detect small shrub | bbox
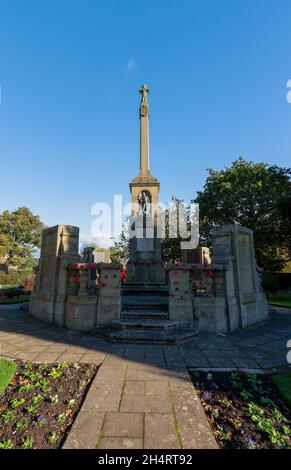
[0,439,13,449]
[21,437,33,449]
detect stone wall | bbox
[29,225,79,325]
[30,223,268,336]
[212,225,268,329]
[96,264,122,327]
[30,232,122,333]
[168,265,195,326]
[192,224,268,333]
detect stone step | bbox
[95,327,198,345]
[122,295,169,305]
[122,282,167,288]
[121,310,168,320]
[122,304,168,312]
[121,283,169,297]
[112,319,177,331]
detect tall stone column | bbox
[126,85,164,283]
[139,84,150,176]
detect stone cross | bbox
[139,84,149,103]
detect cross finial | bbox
[139,84,149,103]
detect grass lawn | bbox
[272,369,291,408]
[0,359,16,394]
[0,294,30,305]
[268,300,291,308]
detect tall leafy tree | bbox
[0,207,45,270]
[161,196,191,262]
[194,158,291,271]
[110,223,130,265]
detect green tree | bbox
[110,224,129,265]
[194,158,291,271]
[0,207,45,271]
[161,196,191,263]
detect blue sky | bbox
[1,0,291,246]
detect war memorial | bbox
[29,86,268,343]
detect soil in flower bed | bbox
[0,360,98,449]
[191,370,291,449]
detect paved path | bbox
[63,354,217,449]
[0,304,290,448]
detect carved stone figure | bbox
[137,190,151,214]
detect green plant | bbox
[282,425,291,436]
[219,398,231,408]
[40,381,51,393]
[18,383,34,394]
[15,419,28,431]
[48,367,62,380]
[57,362,68,370]
[240,389,253,400]
[48,432,59,445]
[0,439,13,449]
[248,401,264,417]
[1,410,14,424]
[32,394,44,404]
[23,370,42,381]
[211,408,220,419]
[79,380,87,390]
[21,436,33,449]
[247,374,263,393]
[26,404,39,414]
[250,410,287,448]
[9,397,25,409]
[260,396,276,407]
[230,371,242,390]
[57,413,67,424]
[273,407,288,424]
[67,399,75,408]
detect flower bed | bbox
[191,370,291,449]
[0,361,98,449]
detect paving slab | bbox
[56,352,85,363]
[144,413,180,449]
[146,380,169,396]
[34,352,61,363]
[81,365,126,412]
[123,380,145,395]
[103,412,143,438]
[98,437,143,449]
[63,411,105,449]
[120,394,173,413]
[170,380,218,449]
